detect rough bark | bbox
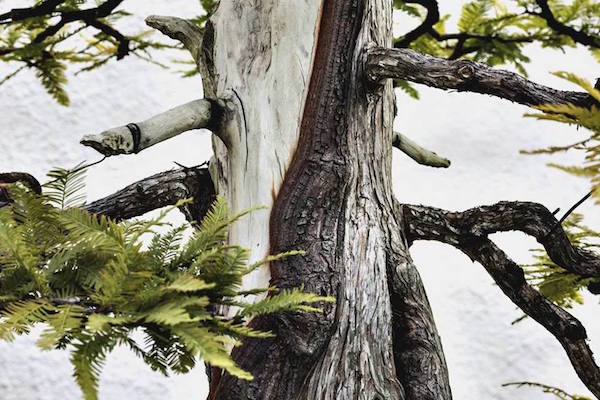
[85,166,214,222]
[366,47,597,108]
[401,202,600,398]
[208,1,450,399]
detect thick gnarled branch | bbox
[81,99,224,156]
[405,201,600,278]
[86,165,215,222]
[367,47,596,108]
[400,202,600,398]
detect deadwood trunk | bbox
[200,1,450,399]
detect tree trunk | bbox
[200,1,450,398]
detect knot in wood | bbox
[456,62,475,80]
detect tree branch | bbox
[81,99,225,156]
[400,202,600,398]
[393,132,450,168]
[145,15,204,64]
[86,19,130,60]
[366,47,596,108]
[85,165,215,222]
[32,0,125,44]
[394,0,440,48]
[402,201,600,278]
[0,0,64,22]
[0,173,42,195]
[532,0,600,49]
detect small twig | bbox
[42,157,107,188]
[543,190,594,239]
[558,191,593,226]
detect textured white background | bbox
[0,1,599,399]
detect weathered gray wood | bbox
[366,47,596,107]
[80,99,219,155]
[393,132,450,168]
[145,15,204,64]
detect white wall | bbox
[0,1,598,399]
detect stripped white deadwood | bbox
[393,132,450,168]
[80,99,220,156]
[145,15,203,64]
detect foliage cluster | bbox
[524,72,600,203]
[0,0,217,105]
[393,0,600,98]
[0,167,331,400]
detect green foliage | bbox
[522,213,599,309]
[0,168,333,400]
[523,72,600,203]
[0,0,217,105]
[394,0,600,80]
[503,381,593,399]
[395,79,420,99]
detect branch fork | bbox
[400,201,600,397]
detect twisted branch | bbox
[400,201,600,397]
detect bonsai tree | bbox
[1,0,599,399]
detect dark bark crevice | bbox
[386,208,452,399]
[211,1,367,398]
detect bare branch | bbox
[393,132,450,168]
[366,47,596,108]
[416,201,600,278]
[85,165,215,222]
[400,202,600,397]
[145,15,203,64]
[394,0,440,48]
[81,99,225,156]
[532,0,600,49]
[0,0,64,22]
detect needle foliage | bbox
[0,167,332,400]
